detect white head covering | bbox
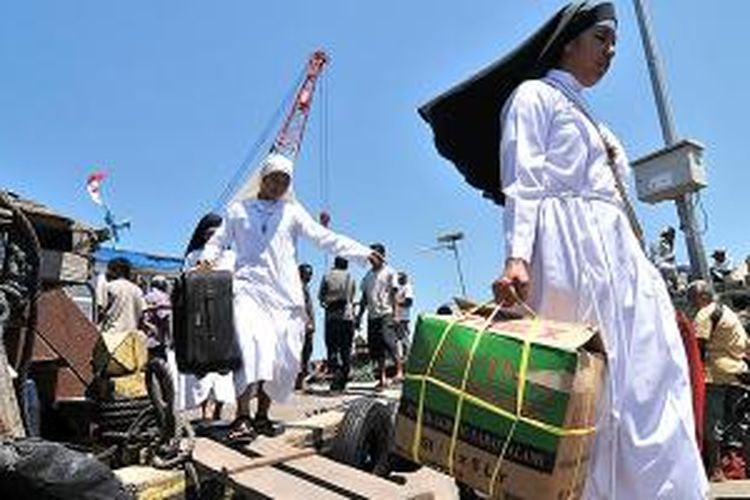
[596,19,617,31]
[230,152,296,204]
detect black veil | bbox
[418,1,616,205]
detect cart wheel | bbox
[330,397,393,477]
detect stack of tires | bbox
[96,396,153,434]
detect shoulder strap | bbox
[710,303,724,335]
[543,79,646,248]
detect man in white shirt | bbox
[357,243,401,389]
[393,271,414,361]
[100,257,146,335]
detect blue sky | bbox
[2,1,748,354]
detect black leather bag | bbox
[172,270,241,376]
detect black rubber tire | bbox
[98,405,151,420]
[98,397,152,413]
[330,397,393,477]
[97,396,155,434]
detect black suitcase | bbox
[172,270,241,376]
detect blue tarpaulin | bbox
[94,247,182,273]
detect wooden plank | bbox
[281,409,346,449]
[280,454,434,500]
[230,464,350,499]
[193,437,315,475]
[192,430,436,499]
[710,480,750,499]
[192,437,348,499]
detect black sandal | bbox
[226,415,256,444]
[253,416,280,437]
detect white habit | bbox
[501,69,707,499]
[204,199,371,402]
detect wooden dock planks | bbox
[192,435,434,499]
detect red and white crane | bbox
[272,50,328,160]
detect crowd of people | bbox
[651,225,750,293]
[94,154,416,443]
[646,229,750,482]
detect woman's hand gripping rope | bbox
[492,257,531,308]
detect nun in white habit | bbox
[420,2,707,498]
[179,213,237,420]
[202,153,376,438]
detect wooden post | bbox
[0,295,25,438]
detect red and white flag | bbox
[86,170,107,206]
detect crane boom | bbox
[216,49,329,210]
[272,50,328,160]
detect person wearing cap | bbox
[420,1,706,497]
[710,248,733,285]
[202,153,379,440]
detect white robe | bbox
[204,199,371,402]
[501,69,707,499]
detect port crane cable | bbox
[213,68,306,211]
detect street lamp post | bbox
[632,0,711,285]
[434,232,468,298]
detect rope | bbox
[408,298,597,496]
[487,319,543,497]
[214,67,306,211]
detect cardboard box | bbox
[394,313,606,499]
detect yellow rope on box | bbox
[487,318,543,497]
[408,299,597,497]
[446,306,500,474]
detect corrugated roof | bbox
[0,189,96,233]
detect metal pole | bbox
[450,242,468,298]
[632,0,711,284]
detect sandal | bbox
[253,416,280,437]
[226,415,256,444]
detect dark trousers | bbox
[704,383,745,474]
[325,317,354,389]
[367,315,399,364]
[300,328,314,376]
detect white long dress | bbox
[501,69,708,499]
[204,199,371,402]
